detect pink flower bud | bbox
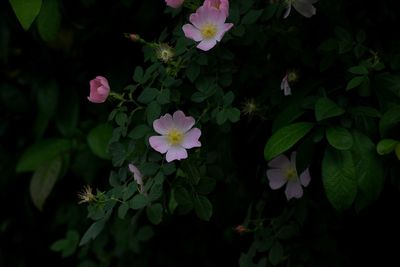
[234,225,249,234]
[88,76,110,103]
[165,0,184,8]
[125,33,140,42]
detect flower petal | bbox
[215,23,233,42]
[283,4,291,19]
[268,154,291,169]
[149,136,170,154]
[128,164,143,185]
[300,168,311,187]
[267,169,287,189]
[182,24,203,42]
[166,146,188,162]
[197,39,217,51]
[173,110,195,133]
[181,128,201,149]
[293,1,316,18]
[285,181,303,200]
[153,113,173,135]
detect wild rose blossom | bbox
[203,0,229,17]
[182,5,233,51]
[88,76,110,103]
[128,163,144,192]
[266,152,311,200]
[149,111,201,162]
[165,0,184,8]
[283,0,317,19]
[280,74,291,96]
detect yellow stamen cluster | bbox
[77,185,96,204]
[201,24,218,39]
[167,129,184,145]
[285,167,297,182]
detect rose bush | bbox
[3,0,400,266]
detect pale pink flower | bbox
[266,152,311,200]
[128,164,143,187]
[149,111,201,162]
[283,0,317,19]
[182,5,233,51]
[203,0,229,17]
[88,76,110,103]
[165,0,184,8]
[280,74,291,96]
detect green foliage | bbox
[322,147,357,211]
[37,0,60,42]
[16,139,71,172]
[30,156,62,210]
[9,0,42,30]
[87,123,113,159]
[264,122,314,161]
[4,0,400,266]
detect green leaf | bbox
[138,87,159,104]
[174,185,192,207]
[216,109,227,125]
[9,0,42,30]
[146,101,161,125]
[269,242,284,266]
[50,230,79,258]
[264,122,314,161]
[16,138,71,172]
[146,203,163,225]
[128,124,151,140]
[395,144,400,160]
[149,184,163,201]
[379,105,400,137]
[79,219,107,246]
[37,80,59,117]
[30,156,62,210]
[133,66,143,83]
[186,63,200,82]
[322,148,357,211]
[352,132,384,212]
[326,126,354,150]
[157,89,170,104]
[87,123,112,159]
[227,107,241,123]
[193,195,212,221]
[376,139,398,155]
[223,91,234,107]
[315,97,345,121]
[196,177,216,195]
[117,202,129,219]
[37,0,60,42]
[346,76,365,90]
[129,194,148,210]
[241,9,263,25]
[348,66,368,75]
[136,226,154,242]
[349,106,381,118]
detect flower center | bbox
[285,167,297,182]
[201,23,218,39]
[167,129,184,145]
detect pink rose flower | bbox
[284,0,317,19]
[128,163,144,193]
[182,5,233,51]
[203,0,229,17]
[149,111,201,162]
[88,76,110,103]
[266,152,311,200]
[165,0,184,8]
